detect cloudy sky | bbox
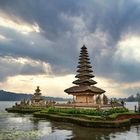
[0,0,140,98]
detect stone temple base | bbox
[54,103,122,109]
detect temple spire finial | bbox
[81,45,87,49]
[35,86,41,93]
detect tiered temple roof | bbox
[65,45,105,95]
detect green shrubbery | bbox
[42,107,129,116]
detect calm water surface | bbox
[0,101,140,140]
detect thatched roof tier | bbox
[79,56,89,59]
[77,64,92,68]
[80,52,89,56]
[73,79,97,85]
[80,53,88,56]
[75,73,95,78]
[65,86,105,95]
[79,57,90,60]
[78,60,90,64]
[80,52,88,55]
[77,68,93,73]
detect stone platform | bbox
[54,103,122,109]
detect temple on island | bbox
[65,45,107,105]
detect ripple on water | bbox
[0,112,73,140]
[109,125,140,140]
[0,130,41,140]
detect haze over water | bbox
[0,101,140,140]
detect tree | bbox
[136,92,140,101]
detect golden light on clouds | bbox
[0,56,52,72]
[0,13,40,34]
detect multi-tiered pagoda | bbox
[65,45,105,104]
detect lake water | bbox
[0,101,140,140]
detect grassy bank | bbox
[33,107,140,128]
[41,107,129,116]
[6,106,129,116]
[5,107,45,113]
[33,111,131,128]
[32,107,132,128]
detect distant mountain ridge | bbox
[0,90,71,101]
[118,93,140,102]
[0,90,139,102]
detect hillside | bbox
[0,90,71,101]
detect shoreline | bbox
[5,107,45,113]
[5,107,140,128]
[33,111,140,128]
[33,112,131,128]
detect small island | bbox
[6,45,140,128]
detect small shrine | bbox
[31,86,44,103]
[30,86,47,107]
[14,86,47,108]
[65,45,107,105]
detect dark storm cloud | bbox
[112,58,140,83]
[0,0,140,83]
[0,0,80,40]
